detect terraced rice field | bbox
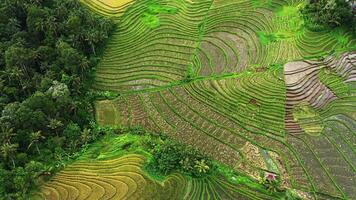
[32,154,188,199]
[37,0,356,199]
[91,0,355,91]
[32,135,284,200]
[81,0,136,17]
[95,53,356,199]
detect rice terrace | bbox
[0,0,355,199]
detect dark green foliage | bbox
[129,126,146,135]
[301,0,355,34]
[0,0,114,198]
[0,161,47,199]
[146,140,215,177]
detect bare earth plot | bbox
[35,0,356,199]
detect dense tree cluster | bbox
[301,0,356,33]
[145,140,214,178]
[0,0,114,198]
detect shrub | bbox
[128,126,146,135]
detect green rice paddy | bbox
[34,0,356,199]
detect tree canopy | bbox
[301,0,356,34]
[0,0,114,198]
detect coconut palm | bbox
[45,15,58,35]
[79,58,89,74]
[85,30,100,55]
[194,159,210,174]
[47,119,63,136]
[0,125,15,143]
[0,142,19,168]
[80,128,91,145]
[28,131,45,154]
[1,68,24,87]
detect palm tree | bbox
[45,16,58,36]
[28,131,45,154]
[47,119,63,136]
[7,18,20,34]
[78,58,89,79]
[85,29,105,55]
[0,142,19,168]
[5,67,31,96]
[33,16,46,33]
[2,68,24,86]
[0,125,15,143]
[194,159,210,174]
[80,128,91,146]
[85,31,98,55]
